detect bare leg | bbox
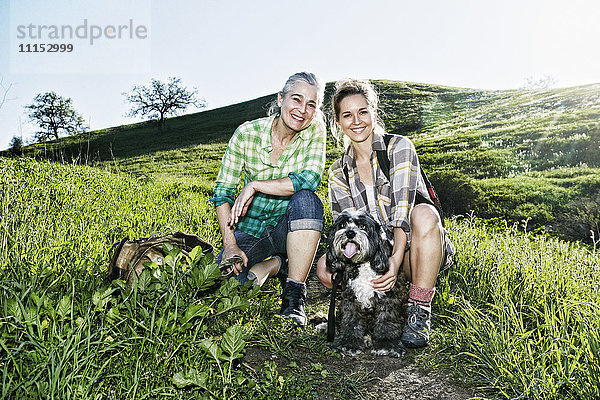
[315,254,331,288]
[405,204,444,289]
[248,257,281,286]
[287,229,321,282]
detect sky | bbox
[1,0,600,150]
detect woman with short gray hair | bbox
[210,72,326,327]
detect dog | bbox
[326,210,407,357]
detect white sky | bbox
[1,0,599,150]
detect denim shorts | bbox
[216,189,324,283]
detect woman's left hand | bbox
[229,183,256,226]
[372,256,401,292]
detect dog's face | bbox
[330,210,380,263]
[326,210,390,275]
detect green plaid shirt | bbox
[210,114,326,237]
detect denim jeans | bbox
[216,189,324,283]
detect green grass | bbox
[3,79,600,398]
[2,156,600,399]
[426,216,600,399]
[0,157,349,399]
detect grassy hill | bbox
[13,80,600,242]
[3,80,600,399]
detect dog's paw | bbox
[331,344,363,357]
[331,338,364,357]
[372,340,406,358]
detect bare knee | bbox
[316,254,332,289]
[410,204,442,240]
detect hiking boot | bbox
[280,280,307,327]
[401,304,431,348]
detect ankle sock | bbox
[408,283,435,313]
[286,278,305,286]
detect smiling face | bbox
[277,81,318,133]
[336,94,376,144]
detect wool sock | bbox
[408,283,435,313]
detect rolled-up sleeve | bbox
[289,170,321,192]
[289,120,326,192]
[209,128,245,207]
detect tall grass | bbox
[0,157,221,275]
[0,158,340,399]
[428,216,600,399]
[3,156,600,399]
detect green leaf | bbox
[217,277,241,297]
[188,260,220,291]
[106,306,121,325]
[142,261,160,270]
[30,292,42,307]
[92,287,114,312]
[215,295,249,315]
[172,369,208,389]
[7,299,22,322]
[162,243,176,254]
[137,268,152,292]
[220,325,245,361]
[57,295,72,320]
[182,303,210,324]
[200,338,221,363]
[197,251,214,268]
[111,279,129,291]
[164,254,176,269]
[187,246,203,266]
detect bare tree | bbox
[0,76,15,110]
[123,77,206,133]
[521,75,558,90]
[26,92,87,142]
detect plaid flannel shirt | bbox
[210,114,326,238]
[328,132,432,243]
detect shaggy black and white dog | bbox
[326,210,406,357]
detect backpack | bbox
[107,231,214,285]
[377,134,444,224]
[343,133,444,225]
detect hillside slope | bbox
[13,80,600,242]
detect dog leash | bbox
[327,271,344,342]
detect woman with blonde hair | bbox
[316,78,454,347]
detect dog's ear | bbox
[369,217,392,274]
[326,235,345,274]
[326,218,345,274]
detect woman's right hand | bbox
[221,245,248,276]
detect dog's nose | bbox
[346,230,356,239]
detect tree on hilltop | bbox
[8,136,23,156]
[26,92,87,142]
[123,77,206,133]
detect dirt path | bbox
[244,273,478,399]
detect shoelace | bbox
[407,305,430,331]
[285,285,306,308]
